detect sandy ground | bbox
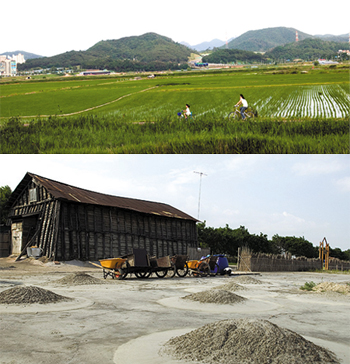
[0,257,349,364]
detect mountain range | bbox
[224,27,348,52]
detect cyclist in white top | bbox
[235,94,248,120]
[183,104,191,119]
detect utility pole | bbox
[194,171,207,219]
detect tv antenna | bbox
[194,171,207,219]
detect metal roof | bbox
[9,173,198,222]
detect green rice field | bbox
[0,66,349,153]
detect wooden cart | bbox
[91,248,178,280]
[171,254,189,277]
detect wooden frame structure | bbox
[319,237,330,270]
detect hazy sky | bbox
[1,154,349,251]
[1,0,349,56]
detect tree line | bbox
[197,221,350,262]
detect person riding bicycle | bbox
[235,94,248,120]
[183,104,191,119]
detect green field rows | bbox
[1,69,349,119]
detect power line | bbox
[194,171,207,220]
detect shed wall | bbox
[56,201,197,260]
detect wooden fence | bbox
[238,247,322,272]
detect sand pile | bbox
[234,276,263,284]
[313,282,350,294]
[56,272,104,285]
[161,319,339,364]
[182,289,246,305]
[214,281,246,291]
[0,286,72,305]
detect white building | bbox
[11,53,25,64]
[0,56,17,76]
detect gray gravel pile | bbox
[0,285,72,305]
[161,318,339,364]
[182,289,246,305]
[56,272,104,285]
[213,281,247,291]
[234,276,263,284]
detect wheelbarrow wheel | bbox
[116,261,129,280]
[176,262,189,277]
[197,262,210,277]
[202,266,210,277]
[103,269,109,279]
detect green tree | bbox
[343,249,350,261]
[197,223,276,257]
[0,185,12,224]
[271,235,317,258]
[329,247,346,260]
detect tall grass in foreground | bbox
[1,115,349,154]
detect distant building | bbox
[338,49,350,56]
[11,53,25,64]
[0,56,16,76]
[79,69,111,76]
[318,59,338,65]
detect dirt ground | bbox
[0,256,349,364]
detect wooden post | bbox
[237,247,241,270]
[325,243,329,270]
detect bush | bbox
[300,281,316,291]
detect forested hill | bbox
[87,33,191,62]
[265,38,349,60]
[202,38,349,63]
[225,27,311,52]
[19,33,192,70]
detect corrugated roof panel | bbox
[23,173,198,221]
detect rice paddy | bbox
[0,65,349,153]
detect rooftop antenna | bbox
[194,171,207,219]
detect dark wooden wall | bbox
[56,202,197,261]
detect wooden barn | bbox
[6,173,198,261]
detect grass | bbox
[300,281,317,291]
[1,115,348,154]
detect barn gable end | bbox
[7,173,198,261]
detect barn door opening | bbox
[11,215,39,255]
